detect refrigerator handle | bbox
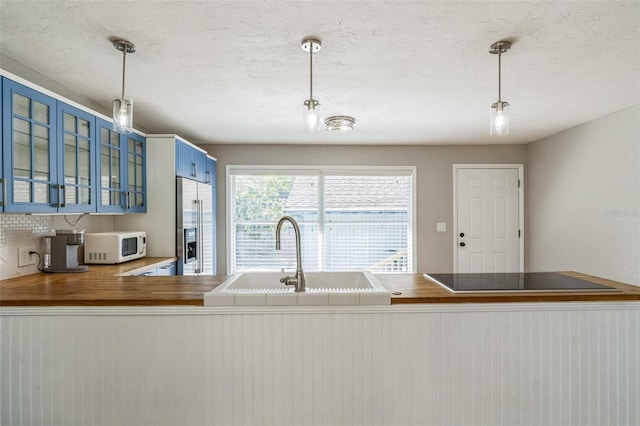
[200,199,205,273]
[202,199,207,274]
[195,199,203,274]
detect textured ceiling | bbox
[1,1,639,145]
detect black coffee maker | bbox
[43,230,89,273]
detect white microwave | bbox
[84,231,146,264]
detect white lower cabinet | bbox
[135,269,156,276]
[156,262,176,276]
[135,262,176,276]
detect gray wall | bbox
[201,144,526,275]
[526,105,640,285]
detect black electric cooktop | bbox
[424,272,618,293]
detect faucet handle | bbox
[279,270,297,288]
[279,268,288,284]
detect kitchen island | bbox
[2,266,639,425]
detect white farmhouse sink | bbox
[204,271,391,306]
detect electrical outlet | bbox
[18,246,36,267]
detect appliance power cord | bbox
[30,251,44,272]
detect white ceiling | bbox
[1,1,639,145]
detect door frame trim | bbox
[453,164,525,273]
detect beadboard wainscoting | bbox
[1,303,639,426]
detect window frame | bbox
[226,165,417,274]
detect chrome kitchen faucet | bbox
[275,216,305,292]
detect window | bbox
[228,167,414,273]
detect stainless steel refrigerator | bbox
[176,177,215,275]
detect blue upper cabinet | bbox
[96,117,146,213]
[176,138,207,183]
[1,76,146,214]
[96,118,125,213]
[1,78,100,213]
[194,148,207,183]
[205,155,216,187]
[175,139,193,178]
[124,132,146,212]
[56,101,97,213]
[2,78,58,213]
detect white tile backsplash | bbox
[0,214,115,280]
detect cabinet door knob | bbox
[459,232,465,238]
[459,242,466,247]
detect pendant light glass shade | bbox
[490,101,509,136]
[489,40,511,137]
[113,98,133,133]
[112,39,136,134]
[303,99,320,132]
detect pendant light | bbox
[112,39,136,134]
[301,37,321,132]
[489,40,511,136]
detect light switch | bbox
[436,222,446,232]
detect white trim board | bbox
[2,302,638,317]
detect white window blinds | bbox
[229,167,414,273]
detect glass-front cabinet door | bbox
[96,118,124,212]
[125,132,146,212]
[96,118,146,213]
[57,102,96,213]
[2,79,57,213]
[1,78,144,214]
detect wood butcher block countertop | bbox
[1,260,639,306]
[0,258,226,306]
[379,272,640,304]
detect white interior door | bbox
[454,166,523,273]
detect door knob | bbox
[459,232,465,238]
[459,242,466,247]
